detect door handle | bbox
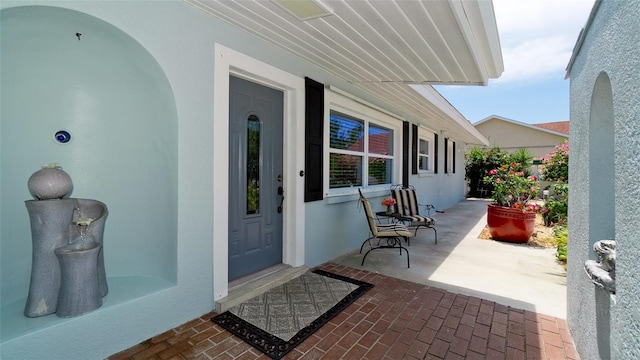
[277,186,284,213]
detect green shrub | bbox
[464,146,509,197]
[464,146,535,198]
[542,183,568,226]
[554,225,568,264]
[508,148,534,177]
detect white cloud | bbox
[491,0,595,85]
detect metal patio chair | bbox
[358,189,412,268]
[390,185,438,244]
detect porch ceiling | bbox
[186,0,503,146]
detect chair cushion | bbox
[391,189,420,217]
[377,227,413,237]
[391,188,436,226]
[399,215,435,226]
[377,223,409,231]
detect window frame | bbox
[417,128,435,174]
[445,138,455,174]
[326,91,403,196]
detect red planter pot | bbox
[486,204,536,243]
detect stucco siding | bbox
[567,1,640,359]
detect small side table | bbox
[375,211,402,223]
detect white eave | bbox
[186,0,503,145]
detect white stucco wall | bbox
[567,1,640,359]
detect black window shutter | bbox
[304,77,324,202]
[452,141,456,174]
[434,133,439,174]
[410,121,418,181]
[444,138,449,174]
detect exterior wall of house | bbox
[410,142,467,212]
[567,1,640,359]
[475,118,568,160]
[0,1,474,358]
[305,138,466,267]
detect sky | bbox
[432,0,595,125]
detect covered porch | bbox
[1,1,506,358]
[109,199,575,359]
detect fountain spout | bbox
[584,239,616,294]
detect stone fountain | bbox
[24,164,108,317]
[584,239,616,294]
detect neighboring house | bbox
[0,1,502,358]
[474,115,569,161]
[565,1,640,359]
[474,115,569,178]
[533,121,570,135]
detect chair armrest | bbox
[420,204,435,216]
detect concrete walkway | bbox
[332,198,568,319]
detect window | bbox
[418,130,435,173]
[329,112,364,188]
[326,90,402,195]
[246,115,260,214]
[328,110,397,191]
[368,123,394,185]
[445,138,455,174]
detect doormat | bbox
[211,269,374,359]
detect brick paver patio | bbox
[108,263,579,360]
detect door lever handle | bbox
[277,186,284,213]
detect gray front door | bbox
[228,76,284,281]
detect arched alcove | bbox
[588,72,615,251]
[588,71,615,360]
[1,5,178,338]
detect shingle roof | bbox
[532,121,570,135]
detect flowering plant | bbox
[541,141,569,182]
[484,163,540,213]
[381,197,396,208]
[382,197,396,214]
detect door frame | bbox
[213,44,305,301]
